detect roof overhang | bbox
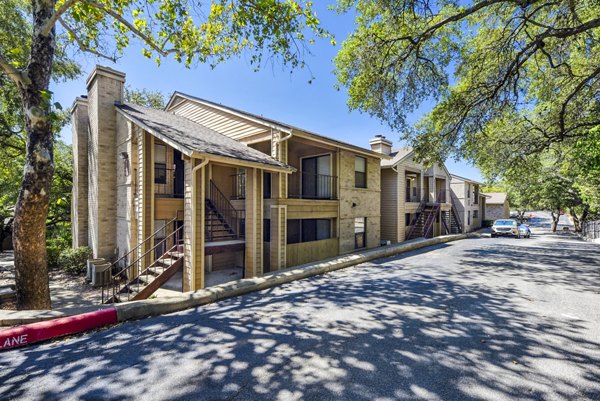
[166,92,292,134]
[116,107,294,174]
[167,92,390,160]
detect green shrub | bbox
[46,236,71,269]
[58,246,92,275]
[47,245,62,269]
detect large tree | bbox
[335,0,600,165]
[0,0,328,309]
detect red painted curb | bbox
[0,307,118,351]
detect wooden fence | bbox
[582,220,600,240]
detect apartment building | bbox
[72,66,385,302]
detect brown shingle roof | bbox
[116,103,291,171]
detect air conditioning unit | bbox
[91,263,111,287]
[86,258,106,282]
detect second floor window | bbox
[154,144,167,184]
[355,156,367,188]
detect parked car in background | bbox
[518,224,532,238]
[491,219,519,238]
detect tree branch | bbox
[87,1,178,57]
[40,0,80,36]
[558,66,600,133]
[0,52,30,87]
[58,17,117,62]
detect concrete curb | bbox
[0,308,118,351]
[0,233,473,348]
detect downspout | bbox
[191,158,208,290]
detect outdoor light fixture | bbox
[120,152,130,176]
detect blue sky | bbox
[51,3,483,182]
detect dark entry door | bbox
[174,149,184,198]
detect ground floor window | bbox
[473,210,479,219]
[355,217,366,249]
[287,219,332,244]
[405,213,412,227]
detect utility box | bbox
[91,262,111,287]
[86,258,106,282]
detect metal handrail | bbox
[155,166,184,198]
[450,191,464,232]
[288,172,338,200]
[230,172,246,200]
[131,224,184,302]
[101,211,182,303]
[208,180,239,239]
[406,197,427,240]
[103,224,183,303]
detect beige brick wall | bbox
[338,150,381,253]
[71,98,89,248]
[86,66,125,259]
[115,114,134,263]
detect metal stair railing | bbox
[421,190,446,238]
[129,224,184,301]
[449,191,464,233]
[207,180,240,241]
[405,196,428,240]
[101,211,183,303]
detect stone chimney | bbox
[369,135,392,155]
[85,65,126,259]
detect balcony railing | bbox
[405,189,421,203]
[154,166,183,198]
[424,189,447,203]
[289,173,338,200]
[230,172,246,200]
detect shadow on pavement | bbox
[1,234,599,401]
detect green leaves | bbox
[55,1,330,70]
[336,0,600,166]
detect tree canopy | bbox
[335,0,600,165]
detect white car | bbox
[491,219,519,238]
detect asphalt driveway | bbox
[1,217,599,400]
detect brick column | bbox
[86,66,125,259]
[71,97,89,248]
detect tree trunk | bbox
[550,210,560,232]
[13,0,56,310]
[570,205,589,233]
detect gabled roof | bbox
[450,174,483,185]
[381,148,452,178]
[381,148,413,168]
[166,92,389,159]
[116,103,292,172]
[482,192,508,204]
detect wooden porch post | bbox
[244,167,263,277]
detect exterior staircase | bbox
[102,213,184,304]
[406,191,446,240]
[205,200,237,241]
[406,205,440,240]
[205,180,242,241]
